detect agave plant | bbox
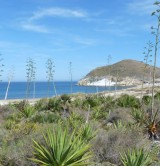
[130,108,147,125]
[147,109,160,140]
[30,124,93,165]
[19,105,35,118]
[120,148,152,166]
[131,108,160,140]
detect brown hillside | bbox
[85,59,160,79]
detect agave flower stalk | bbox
[150,2,160,120]
[141,41,153,102]
[69,61,73,94]
[5,68,14,100]
[46,58,57,97]
[26,58,36,99]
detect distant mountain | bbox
[78,59,160,86]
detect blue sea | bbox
[0,81,126,100]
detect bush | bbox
[34,98,49,111]
[91,107,110,120]
[92,127,146,165]
[142,95,152,105]
[116,94,140,108]
[13,100,29,112]
[60,94,71,103]
[154,92,160,100]
[30,124,93,165]
[82,95,102,109]
[30,112,60,123]
[130,108,147,125]
[120,148,152,166]
[47,97,63,112]
[19,105,36,118]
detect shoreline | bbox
[0,83,160,105]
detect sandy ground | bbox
[0,98,40,106]
[101,83,160,98]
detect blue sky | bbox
[0,0,158,81]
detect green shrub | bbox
[19,105,35,118]
[120,148,152,166]
[91,107,110,120]
[82,95,101,109]
[4,119,16,130]
[80,123,96,143]
[34,98,49,111]
[47,97,63,111]
[60,94,71,103]
[154,92,160,100]
[116,94,140,108]
[13,100,29,112]
[30,112,60,123]
[142,95,152,105]
[30,124,93,165]
[67,112,85,129]
[130,108,147,125]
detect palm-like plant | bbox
[120,148,152,166]
[30,124,92,165]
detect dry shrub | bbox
[92,127,148,165]
[107,108,133,124]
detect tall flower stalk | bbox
[5,67,14,100]
[141,41,153,100]
[46,58,57,97]
[0,53,4,82]
[107,55,112,92]
[150,2,160,120]
[69,62,73,94]
[26,58,36,99]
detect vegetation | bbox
[120,148,152,166]
[0,92,160,165]
[30,124,92,166]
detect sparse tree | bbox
[46,58,57,97]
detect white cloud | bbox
[29,7,88,21]
[19,7,88,33]
[127,0,156,15]
[21,22,49,33]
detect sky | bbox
[0,0,159,81]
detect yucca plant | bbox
[80,123,96,143]
[142,95,152,105]
[130,108,147,125]
[116,94,140,108]
[113,120,127,130]
[30,124,93,165]
[147,108,160,140]
[120,148,152,166]
[19,105,35,118]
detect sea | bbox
[0,81,127,100]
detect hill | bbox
[79,59,160,86]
